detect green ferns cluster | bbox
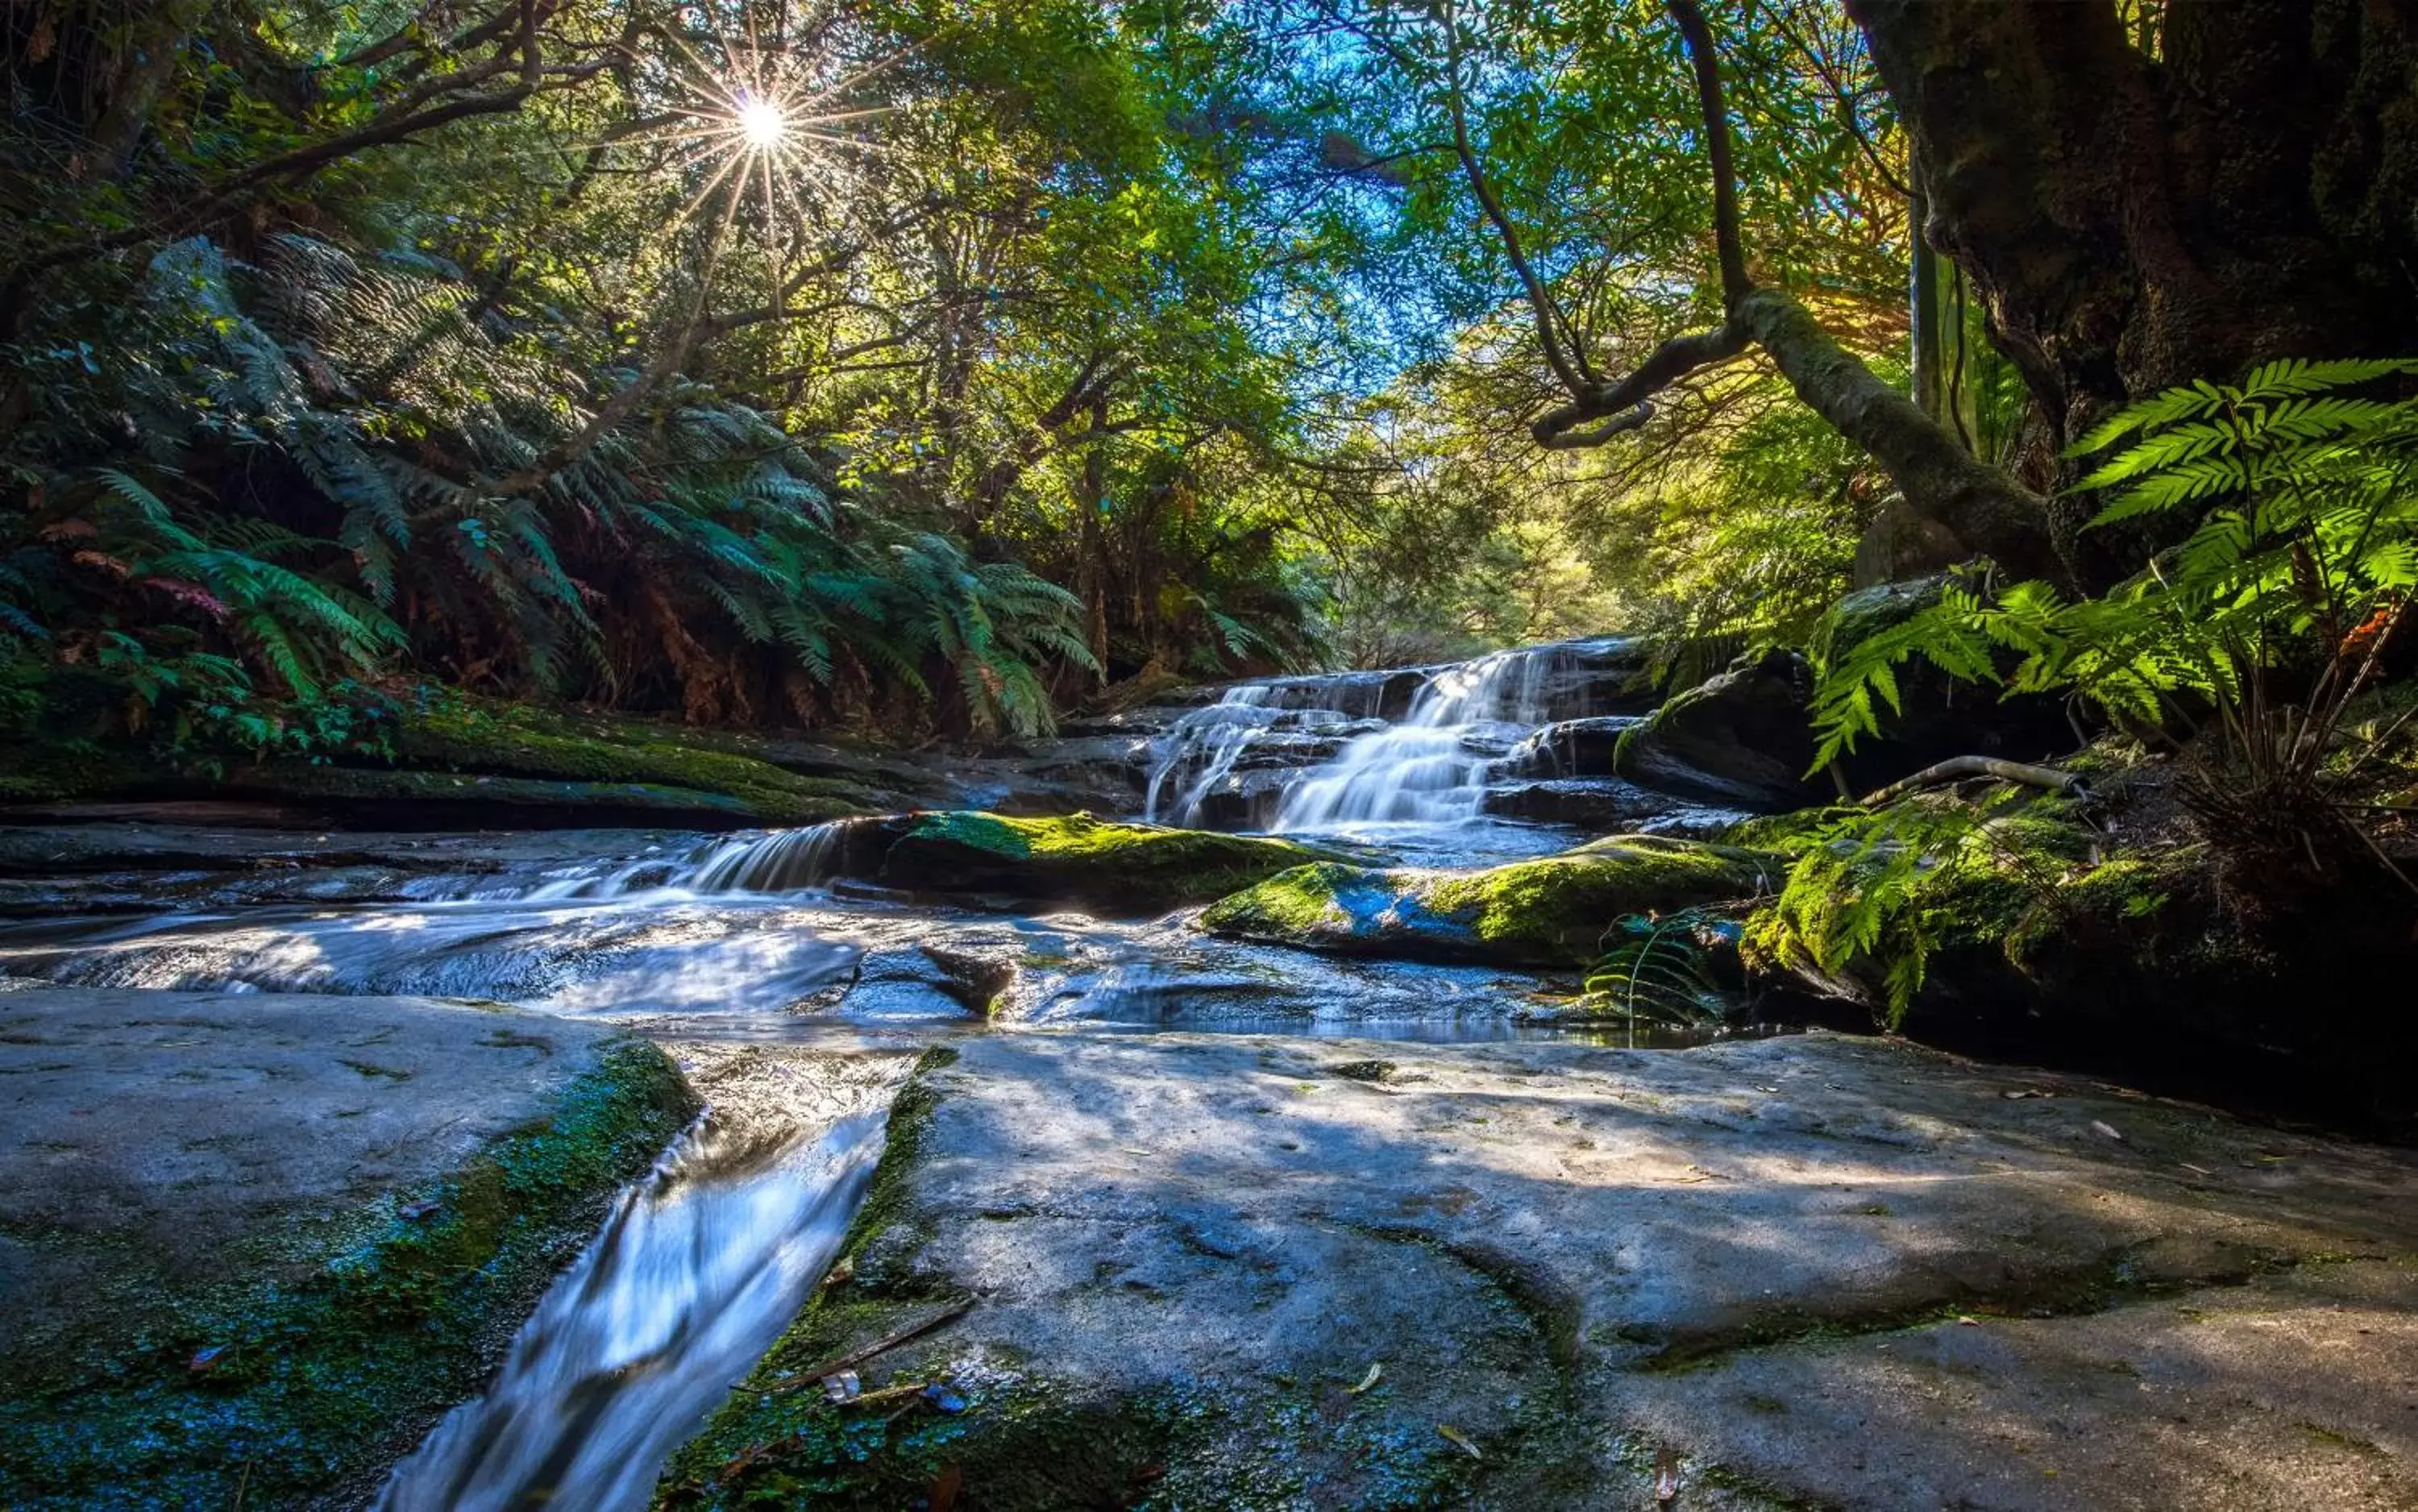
[2,233,1094,739]
[1811,359,2418,773]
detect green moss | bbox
[880,812,1337,912]
[245,761,762,817]
[0,1038,696,1510]
[1199,860,1361,937]
[1201,838,1782,966]
[393,693,875,822]
[0,739,146,803]
[0,668,885,820]
[1719,805,1860,855]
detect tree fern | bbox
[1814,359,2418,771]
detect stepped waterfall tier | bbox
[1136,637,1730,858]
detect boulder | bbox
[1613,649,1832,810]
[1481,776,1693,830]
[1198,835,1783,966]
[1739,783,2418,1133]
[836,811,1340,915]
[1816,575,2077,786]
[1506,714,1644,777]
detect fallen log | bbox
[1860,756,2088,808]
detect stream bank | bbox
[3,630,2416,1507]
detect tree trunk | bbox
[82,1,205,180]
[1848,0,2418,582]
[1736,288,2059,579]
[1075,397,1111,683]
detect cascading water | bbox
[464,820,851,903]
[1143,684,1273,825]
[1273,645,1560,835]
[1132,638,1662,860]
[374,1098,894,1512]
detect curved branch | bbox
[1861,756,2088,807]
[1667,0,1751,309]
[1441,3,1595,391]
[1529,322,1749,445]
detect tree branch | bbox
[1668,0,1751,309]
[1861,756,2088,807]
[1441,1,1595,390]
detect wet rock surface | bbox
[1614,650,1832,812]
[689,1030,2418,1511]
[841,810,1343,914]
[0,988,654,1284]
[0,987,694,1510]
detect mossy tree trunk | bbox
[1848,0,2418,582]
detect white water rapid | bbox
[373,1102,893,1512]
[1271,645,1558,834]
[1140,638,1644,859]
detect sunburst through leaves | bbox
[621,4,902,279]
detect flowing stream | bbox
[0,636,1749,1503]
[374,1104,892,1512]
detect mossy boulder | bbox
[226,762,768,824]
[1810,576,2075,787]
[0,670,893,823]
[1198,835,1784,966]
[844,811,1338,914]
[1739,781,2418,1133]
[1613,650,1830,811]
[385,694,883,822]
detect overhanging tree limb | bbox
[1465,0,2063,582]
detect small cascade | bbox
[374,1104,891,1512]
[681,822,846,894]
[1127,637,1660,856]
[426,823,851,903]
[1273,645,1563,833]
[1143,684,1274,824]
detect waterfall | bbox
[438,823,850,903]
[680,822,846,893]
[1273,646,1559,833]
[1143,684,1275,825]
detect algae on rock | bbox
[1199,836,1783,966]
[860,811,1340,913]
[0,1029,696,1511]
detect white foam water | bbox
[1272,645,1560,834]
[373,1103,891,1512]
[1142,684,1275,825]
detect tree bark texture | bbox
[1850,0,2418,579]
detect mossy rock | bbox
[389,694,880,823]
[0,1032,696,1510]
[1612,650,1829,811]
[229,761,766,823]
[1198,836,1784,966]
[1733,782,2418,1131]
[855,811,1339,914]
[1717,804,1860,855]
[0,670,891,822]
